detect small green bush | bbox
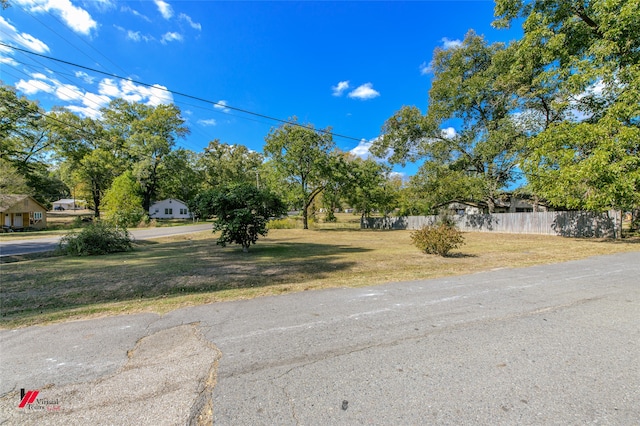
[411,224,465,257]
[59,222,133,256]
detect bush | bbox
[59,222,133,256]
[410,224,465,257]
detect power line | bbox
[1,42,365,143]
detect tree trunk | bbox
[302,206,309,229]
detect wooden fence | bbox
[361,211,622,238]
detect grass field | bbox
[2,224,639,329]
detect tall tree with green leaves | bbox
[101,171,145,229]
[494,0,640,212]
[370,31,524,212]
[101,99,189,211]
[193,184,287,252]
[157,148,203,203]
[198,139,263,189]
[341,156,396,220]
[0,84,62,202]
[263,120,336,229]
[48,108,120,217]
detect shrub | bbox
[410,224,465,257]
[59,222,133,256]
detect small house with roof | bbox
[149,198,191,219]
[0,194,47,231]
[52,198,86,210]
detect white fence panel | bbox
[362,211,621,238]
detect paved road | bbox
[1,251,639,424]
[0,224,212,257]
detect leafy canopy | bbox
[194,184,287,252]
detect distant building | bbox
[149,199,191,219]
[436,195,554,215]
[52,198,86,211]
[0,194,47,230]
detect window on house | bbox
[165,208,173,215]
[33,212,43,220]
[155,209,159,213]
[516,208,533,213]
[180,208,188,215]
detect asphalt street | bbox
[0,223,212,257]
[1,251,639,425]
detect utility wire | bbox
[1,42,365,143]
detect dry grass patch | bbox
[1,228,638,328]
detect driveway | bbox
[0,224,212,257]
[1,251,639,424]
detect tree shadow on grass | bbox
[1,240,372,323]
[445,252,478,259]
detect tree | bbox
[198,140,263,189]
[101,99,189,211]
[0,84,62,202]
[370,32,524,212]
[101,171,145,229]
[194,184,287,252]
[341,156,396,220]
[157,148,203,203]
[494,0,640,212]
[48,109,119,217]
[264,119,336,229]
[0,159,31,194]
[407,162,485,213]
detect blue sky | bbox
[1,0,522,177]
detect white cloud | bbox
[154,0,174,19]
[350,139,373,159]
[179,13,201,30]
[12,71,172,118]
[332,80,350,97]
[114,25,154,42]
[16,78,55,95]
[348,83,380,100]
[127,30,141,42]
[13,0,97,36]
[419,61,432,75]
[107,79,173,106]
[161,32,183,44]
[214,100,230,113]
[0,16,50,53]
[98,78,120,97]
[146,84,173,106]
[92,0,114,11]
[441,37,462,49]
[0,56,18,66]
[55,83,84,101]
[198,118,217,127]
[441,127,457,139]
[121,6,151,22]
[75,71,94,84]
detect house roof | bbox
[150,198,188,206]
[433,199,488,209]
[0,194,47,212]
[52,198,85,204]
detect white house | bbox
[149,198,191,219]
[52,198,86,211]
